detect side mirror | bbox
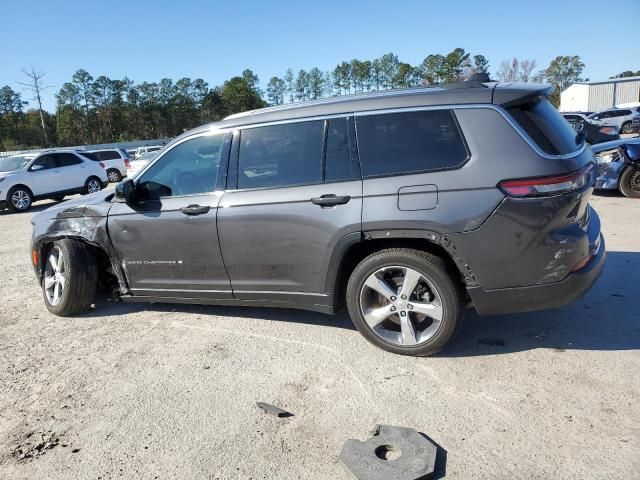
[30,164,45,171]
[115,178,136,203]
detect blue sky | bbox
[1,0,638,111]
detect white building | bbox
[560,76,640,112]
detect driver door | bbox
[108,131,233,299]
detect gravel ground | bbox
[0,192,638,479]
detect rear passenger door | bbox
[217,116,362,302]
[54,152,86,190]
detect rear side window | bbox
[238,120,323,189]
[94,150,121,160]
[79,152,100,161]
[56,153,83,167]
[325,118,360,182]
[507,97,582,155]
[356,110,468,177]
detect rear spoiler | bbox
[492,83,553,108]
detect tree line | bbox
[1,49,601,151]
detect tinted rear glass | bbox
[356,110,468,177]
[238,120,323,189]
[508,98,582,155]
[92,150,121,160]
[79,152,100,161]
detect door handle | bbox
[180,204,210,216]
[310,194,351,207]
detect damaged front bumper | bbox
[595,159,624,190]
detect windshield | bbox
[0,155,33,172]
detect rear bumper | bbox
[468,233,605,315]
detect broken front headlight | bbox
[594,149,618,164]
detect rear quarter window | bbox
[507,98,582,155]
[355,109,468,177]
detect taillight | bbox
[124,159,131,168]
[599,126,618,135]
[99,162,106,169]
[498,165,593,198]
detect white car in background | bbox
[133,145,163,159]
[83,148,130,182]
[126,151,158,178]
[0,150,108,212]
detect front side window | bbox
[238,120,323,189]
[31,154,57,170]
[356,110,468,177]
[137,134,224,199]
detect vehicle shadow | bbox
[85,251,639,354]
[440,251,640,356]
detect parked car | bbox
[133,145,163,159]
[592,138,640,197]
[587,108,640,134]
[126,151,158,178]
[30,81,604,356]
[0,150,108,212]
[84,148,130,182]
[562,114,620,144]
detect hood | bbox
[591,138,640,153]
[31,190,114,225]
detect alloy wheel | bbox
[107,171,120,182]
[359,265,444,346]
[11,190,31,211]
[44,246,66,306]
[87,179,102,193]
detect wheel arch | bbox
[6,183,34,200]
[326,230,473,311]
[34,234,128,295]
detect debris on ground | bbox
[256,402,293,418]
[478,337,505,347]
[12,431,61,461]
[340,425,437,480]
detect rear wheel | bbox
[621,122,633,134]
[7,185,33,212]
[346,248,464,356]
[84,176,102,194]
[42,240,97,316]
[106,169,121,182]
[619,166,640,198]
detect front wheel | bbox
[346,248,464,356]
[84,177,103,194]
[7,185,33,212]
[42,239,98,316]
[619,166,640,198]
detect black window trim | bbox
[353,108,471,180]
[229,114,361,193]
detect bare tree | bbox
[19,68,51,146]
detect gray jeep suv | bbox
[30,81,605,356]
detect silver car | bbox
[587,107,640,134]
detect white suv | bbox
[0,150,108,212]
[84,148,130,182]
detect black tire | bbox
[42,239,98,316]
[621,122,633,135]
[84,176,103,194]
[6,185,33,212]
[346,248,464,356]
[106,169,121,183]
[619,166,640,198]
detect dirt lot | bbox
[0,193,638,479]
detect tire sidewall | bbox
[346,251,462,356]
